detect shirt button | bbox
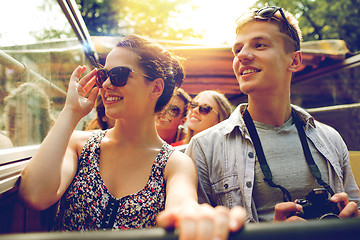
[248,152,254,158]
[246,181,252,188]
[224,183,229,189]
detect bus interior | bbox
[1,0,360,238]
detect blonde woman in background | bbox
[184,90,232,144]
[3,82,54,146]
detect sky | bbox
[0,0,257,47]
[178,0,257,45]
[0,0,71,46]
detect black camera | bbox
[296,188,340,220]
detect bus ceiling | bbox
[47,1,359,100]
[91,36,354,100]
[55,1,357,99]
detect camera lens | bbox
[319,213,341,220]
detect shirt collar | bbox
[223,104,248,136]
[291,104,316,128]
[223,104,316,136]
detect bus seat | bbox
[349,151,360,188]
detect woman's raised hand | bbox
[64,66,99,120]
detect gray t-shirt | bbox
[252,117,329,222]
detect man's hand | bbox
[157,204,246,240]
[330,192,359,218]
[273,202,307,222]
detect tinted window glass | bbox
[291,63,360,150]
[0,0,92,149]
[291,65,360,108]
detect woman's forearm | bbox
[18,108,82,210]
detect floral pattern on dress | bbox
[53,130,174,231]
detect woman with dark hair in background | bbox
[156,88,192,146]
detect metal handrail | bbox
[57,0,99,65]
[0,49,66,96]
[0,217,359,240]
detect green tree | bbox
[31,0,76,41]
[254,0,360,53]
[76,0,124,36]
[76,0,199,40]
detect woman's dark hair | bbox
[95,94,108,130]
[117,34,185,112]
[174,88,192,117]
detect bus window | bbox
[291,62,360,109]
[291,55,360,151]
[291,55,360,186]
[0,0,92,150]
[0,0,96,234]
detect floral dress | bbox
[53,130,174,231]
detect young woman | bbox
[4,82,54,146]
[18,35,245,238]
[185,90,232,144]
[156,88,192,146]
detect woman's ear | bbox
[288,51,302,72]
[150,78,164,99]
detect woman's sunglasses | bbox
[189,102,218,115]
[163,104,182,118]
[96,66,151,88]
[255,6,300,51]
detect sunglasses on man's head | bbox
[255,6,300,51]
[96,66,151,88]
[189,102,218,115]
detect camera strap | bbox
[291,109,335,196]
[243,108,335,202]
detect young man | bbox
[186,6,360,222]
[156,88,192,146]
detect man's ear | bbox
[150,78,164,99]
[288,51,302,72]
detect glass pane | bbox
[291,66,360,109]
[291,64,360,150]
[0,0,91,149]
